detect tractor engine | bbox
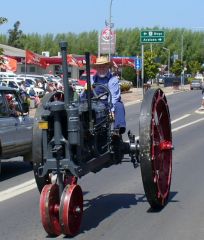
[67,100,111,164]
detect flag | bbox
[122,58,134,68]
[90,55,97,64]
[0,56,17,72]
[67,54,84,67]
[26,50,47,68]
[112,60,118,68]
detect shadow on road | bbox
[80,191,178,233]
[80,193,137,233]
[0,160,33,181]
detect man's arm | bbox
[108,77,121,112]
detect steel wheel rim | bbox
[151,90,172,201]
[59,184,83,236]
[40,184,61,236]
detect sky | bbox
[1,0,204,35]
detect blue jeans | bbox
[114,101,126,134]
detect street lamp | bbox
[181,33,184,63]
[163,47,170,77]
[109,0,113,61]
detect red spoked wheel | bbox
[139,88,173,209]
[59,184,83,236]
[39,184,61,236]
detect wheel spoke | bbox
[139,88,172,209]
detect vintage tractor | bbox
[32,42,173,237]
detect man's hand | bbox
[109,111,115,122]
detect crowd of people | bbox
[18,79,63,108]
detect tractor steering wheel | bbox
[91,83,113,109]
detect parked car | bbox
[190,79,202,90]
[158,75,164,84]
[0,72,17,81]
[0,87,34,174]
[194,73,204,82]
[1,79,21,91]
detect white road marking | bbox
[171,114,191,123]
[1,114,204,203]
[172,117,204,132]
[0,179,36,202]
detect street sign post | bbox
[140,30,165,43]
[135,57,141,70]
[135,56,141,88]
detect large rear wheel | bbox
[139,88,173,209]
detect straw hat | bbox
[91,56,113,67]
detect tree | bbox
[121,65,136,85]
[8,21,26,48]
[0,17,8,65]
[187,60,201,75]
[0,17,7,25]
[144,51,159,82]
[171,60,183,76]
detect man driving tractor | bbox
[81,56,126,134]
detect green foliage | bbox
[144,51,159,81]
[187,60,201,75]
[121,66,136,85]
[0,17,8,65]
[8,21,26,48]
[1,23,204,76]
[120,80,132,92]
[0,17,7,25]
[171,60,183,76]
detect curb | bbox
[123,88,190,107]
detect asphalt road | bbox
[1,89,204,240]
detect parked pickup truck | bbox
[0,87,34,174]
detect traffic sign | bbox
[140,30,165,43]
[135,57,141,70]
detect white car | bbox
[27,86,45,97]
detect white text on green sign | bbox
[140,37,165,43]
[140,31,165,37]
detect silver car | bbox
[0,87,34,173]
[190,80,202,90]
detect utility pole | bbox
[109,0,113,61]
[163,47,170,77]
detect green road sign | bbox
[140,30,165,43]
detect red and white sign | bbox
[100,27,116,54]
[101,27,114,42]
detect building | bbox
[0,44,84,79]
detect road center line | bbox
[171,114,191,124]
[1,115,203,203]
[172,117,204,132]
